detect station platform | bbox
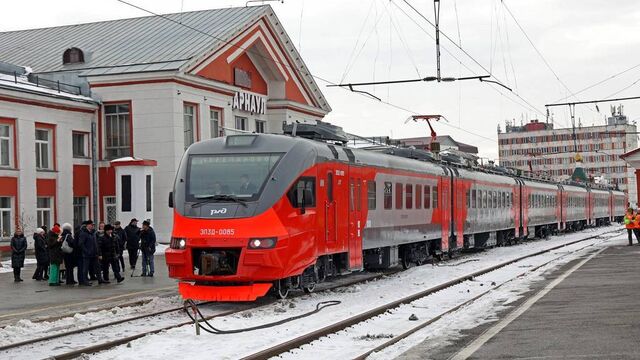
[0,254,177,326]
[400,242,640,360]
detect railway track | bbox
[0,269,397,360]
[0,228,621,360]
[240,229,623,360]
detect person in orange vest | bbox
[624,208,635,246]
[634,210,640,245]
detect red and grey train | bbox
[165,130,626,301]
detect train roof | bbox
[187,133,626,195]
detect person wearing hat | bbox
[98,224,124,283]
[32,227,49,281]
[113,221,127,272]
[77,220,105,286]
[624,208,636,246]
[140,220,156,277]
[124,218,141,272]
[47,223,64,286]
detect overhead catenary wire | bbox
[114,0,501,148]
[552,61,640,103]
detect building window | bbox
[255,120,266,133]
[104,196,117,225]
[0,197,12,239]
[146,174,152,212]
[73,197,87,228]
[36,197,52,229]
[0,123,11,168]
[63,47,85,64]
[367,181,376,210]
[184,103,196,150]
[210,108,221,138]
[122,175,131,212]
[384,182,393,209]
[72,132,88,158]
[235,116,248,131]
[105,103,131,159]
[35,128,52,170]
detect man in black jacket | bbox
[98,224,124,283]
[77,220,104,286]
[124,218,141,271]
[113,221,127,272]
[140,220,156,277]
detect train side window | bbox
[367,181,376,210]
[327,173,333,202]
[502,192,506,208]
[466,189,471,208]
[416,184,422,209]
[488,191,493,208]
[471,189,477,208]
[287,177,316,208]
[506,193,511,207]
[406,184,413,209]
[356,179,362,211]
[493,191,498,208]
[482,190,487,208]
[384,182,393,209]
[395,183,403,210]
[432,185,439,209]
[349,179,355,211]
[424,185,431,209]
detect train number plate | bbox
[200,228,235,236]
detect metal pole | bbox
[91,120,99,222]
[434,0,441,82]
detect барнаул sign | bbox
[233,91,266,115]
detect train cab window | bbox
[471,189,477,208]
[396,183,403,209]
[424,185,431,209]
[432,185,439,209]
[327,173,334,202]
[367,181,376,210]
[287,177,316,208]
[384,182,393,209]
[416,184,422,209]
[406,184,413,209]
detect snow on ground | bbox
[0,259,36,274]
[83,226,621,360]
[0,296,184,347]
[279,233,626,359]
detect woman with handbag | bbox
[60,223,76,285]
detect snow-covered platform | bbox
[0,254,177,326]
[400,243,640,359]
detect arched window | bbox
[63,47,84,64]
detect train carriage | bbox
[166,130,626,302]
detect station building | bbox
[0,6,330,243]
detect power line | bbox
[552,61,640,103]
[114,0,500,145]
[397,0,549,121]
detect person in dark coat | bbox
[61,223,77,285]
[113,221,127,272]
[10,228,27,282]
[140,220,156,277]
[32,228,49,281]
[124,219,141,271]
[47,224,63,286]
[98,224,124,283]
[77,220,104,286]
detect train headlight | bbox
[170,237,187,250]
[248,237,277,249]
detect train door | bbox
[513,180,521,238]
[451,169,464,249]
[347,167,364,269]
[440,169,451,252]
[325,171,337,251]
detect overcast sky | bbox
[3,0,640,159]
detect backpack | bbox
[61,234,73,254]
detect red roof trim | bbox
[0,95,96,114]
[110,159,158,167]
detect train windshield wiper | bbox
[191,194,248,208]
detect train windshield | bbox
[186,153,283,202]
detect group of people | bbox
[624,208,640,246]
[9,218,157,286]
